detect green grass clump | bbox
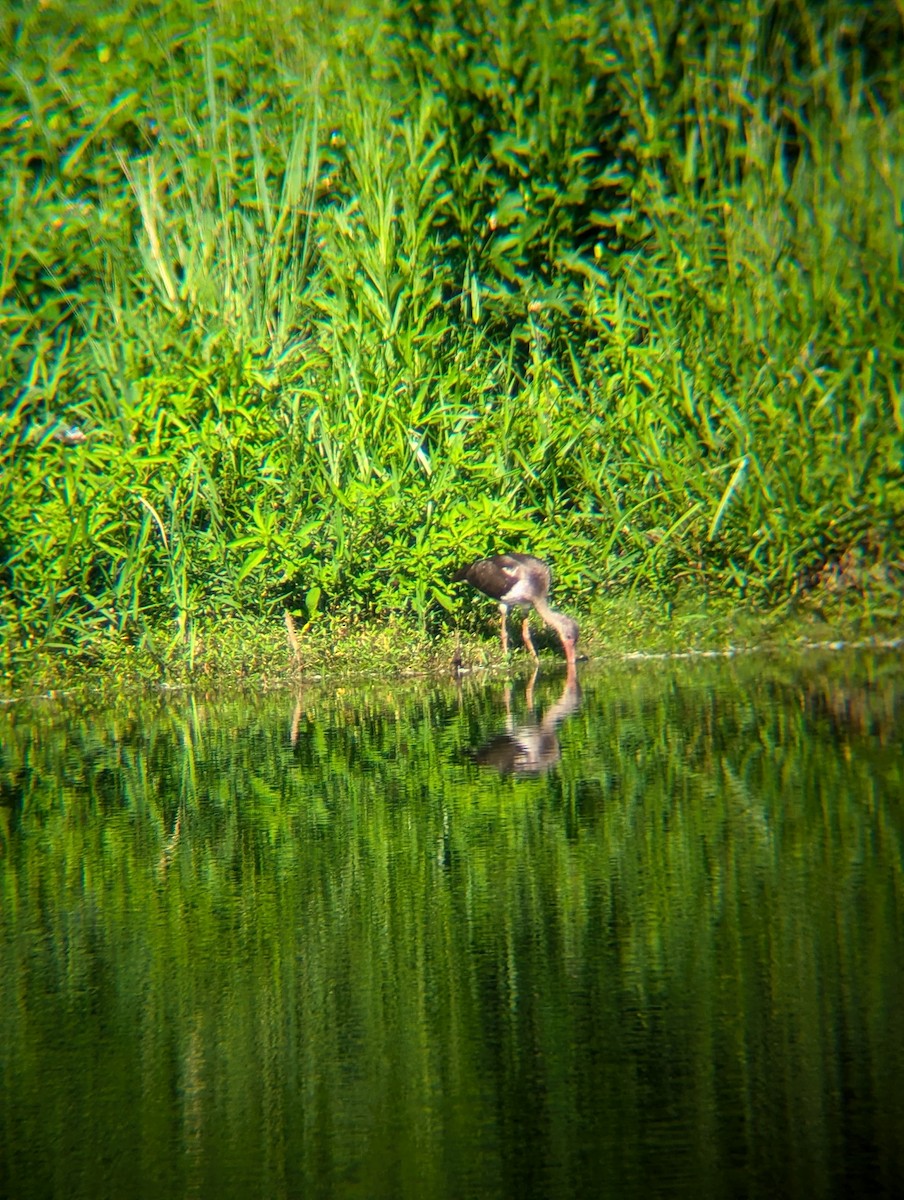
[1,0,902,684]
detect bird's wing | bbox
[464,557,521,597]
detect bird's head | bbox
[558,616,579,665]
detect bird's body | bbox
[454,553,579,666]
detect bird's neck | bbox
[534,596,577,665]
[533,594,560,627]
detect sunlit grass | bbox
[1,0,901,684]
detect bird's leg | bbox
[499,604,509,655]
[525,666,539,710]
[521,616,540,664]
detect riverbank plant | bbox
[1,0,902,683]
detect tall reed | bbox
[1,0,901,667]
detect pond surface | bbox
[1,650,903,1200]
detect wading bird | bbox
[453,553,579,666]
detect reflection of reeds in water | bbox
[2,656,903,1197]
[157,811,182,877]
[802,673,903,743]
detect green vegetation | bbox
[2,0,902,687]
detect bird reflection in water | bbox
[472,666,582,777]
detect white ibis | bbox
[454,553,579,666]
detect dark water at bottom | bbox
[1,649,902,1198]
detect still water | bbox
[1,650,902,1199]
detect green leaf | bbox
[237,547,269,583]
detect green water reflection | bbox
[1,651,903,1199]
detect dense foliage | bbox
[1,0,902,669]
